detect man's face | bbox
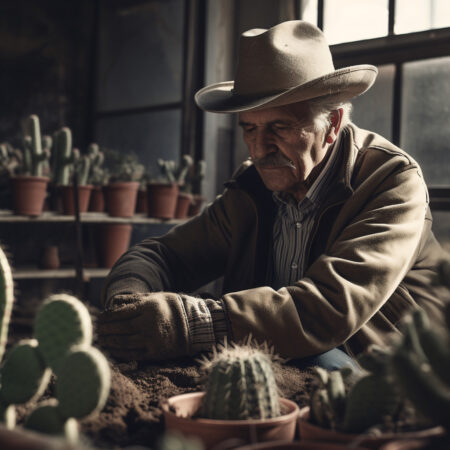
[239,102,328,200]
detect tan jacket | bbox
[103,124,445,358]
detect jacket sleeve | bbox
[220,159,430,358]
[101,191,233,308]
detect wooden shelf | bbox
[13,267,110,280]
[0,210,185,225]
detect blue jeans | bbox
[295,347,359,371]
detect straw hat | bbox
[195,20,377,113]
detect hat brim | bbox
[195,65,377,113]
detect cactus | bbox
[391,301,450,431]
[0,143,22,177]
[182,159,206,193]
[0,339,50,405]
[310,346,402,433]
[86,143,106,185]
[200,343,281,420]
[0,245,14,363]
[34,293,93,373]
[21,115,50,177]
[53,127,75,186]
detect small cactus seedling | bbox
[200,343,281,420]
[34,293,93,373]
[310,345,402,433]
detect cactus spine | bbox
[200,344,281,420]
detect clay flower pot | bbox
[188,194,206,217]
[11,175,49,216]
[40,245,60,270]
[59,185,93,215]
[100,224,132,268]
[135,189,148,214]
[105,182,139,217]
[175,192,193,219]
[89,185,105,212]
[147,183,179,219]
[297,407,445,450]
[163,392,299,450]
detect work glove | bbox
[96,293,191,361]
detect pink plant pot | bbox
[105,182,139,217]
[163,392,299,450]
[11,176,49,216]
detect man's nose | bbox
[251,128,277,158]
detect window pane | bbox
[95,109,181,176]
[432,211,450,253]
[324,0,388,45]
[395,0,450,34]
[350,64,394,140]
[300,0,318,25]
[400,56,450,187]
[97,0,184,112]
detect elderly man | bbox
[97,20,444,369]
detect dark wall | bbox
[0,0,96,148]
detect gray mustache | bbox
[250,154,296,169]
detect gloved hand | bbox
[96,293,190,361]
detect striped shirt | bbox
[271,132,342,288]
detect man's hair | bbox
[307,99,353,133]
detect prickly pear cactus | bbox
[0,245,14,363]
[200,344,281,420]
[24,399,79,443]
[56,346,111,419]
[0,339,50,405]
[34,293,93,373]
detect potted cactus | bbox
[86,143,107,212]
[297,341,444,448]
[11,115,51,216]
[174,155,194,219]
[187,160,207,217]
[52,127,98,215]
[104,150,144,218]
[147,158,181,220]
[163,342,299,449]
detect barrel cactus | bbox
[309,345,402,433]
[200,343,281,420]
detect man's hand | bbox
[96,293,190,361]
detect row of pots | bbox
[11,176,205,219]
[163,392,445,450]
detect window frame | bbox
[298,0,450,210]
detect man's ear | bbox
[325,108,343,144]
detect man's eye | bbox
[243,126,256,133]
[272,124,290,131]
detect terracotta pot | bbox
[101,224,132,268]
[236,441,371,449]
[89,185,105,212]
[105,182,139,217]
[40,245,60,270]
[163,392,299,450]
[188,194,206,217]
[11,175,49,216]
[298,407,445,450]
[136,189,148,214]
[59,185,93,215]
[175,192,193,219]
[147,183,179,219]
